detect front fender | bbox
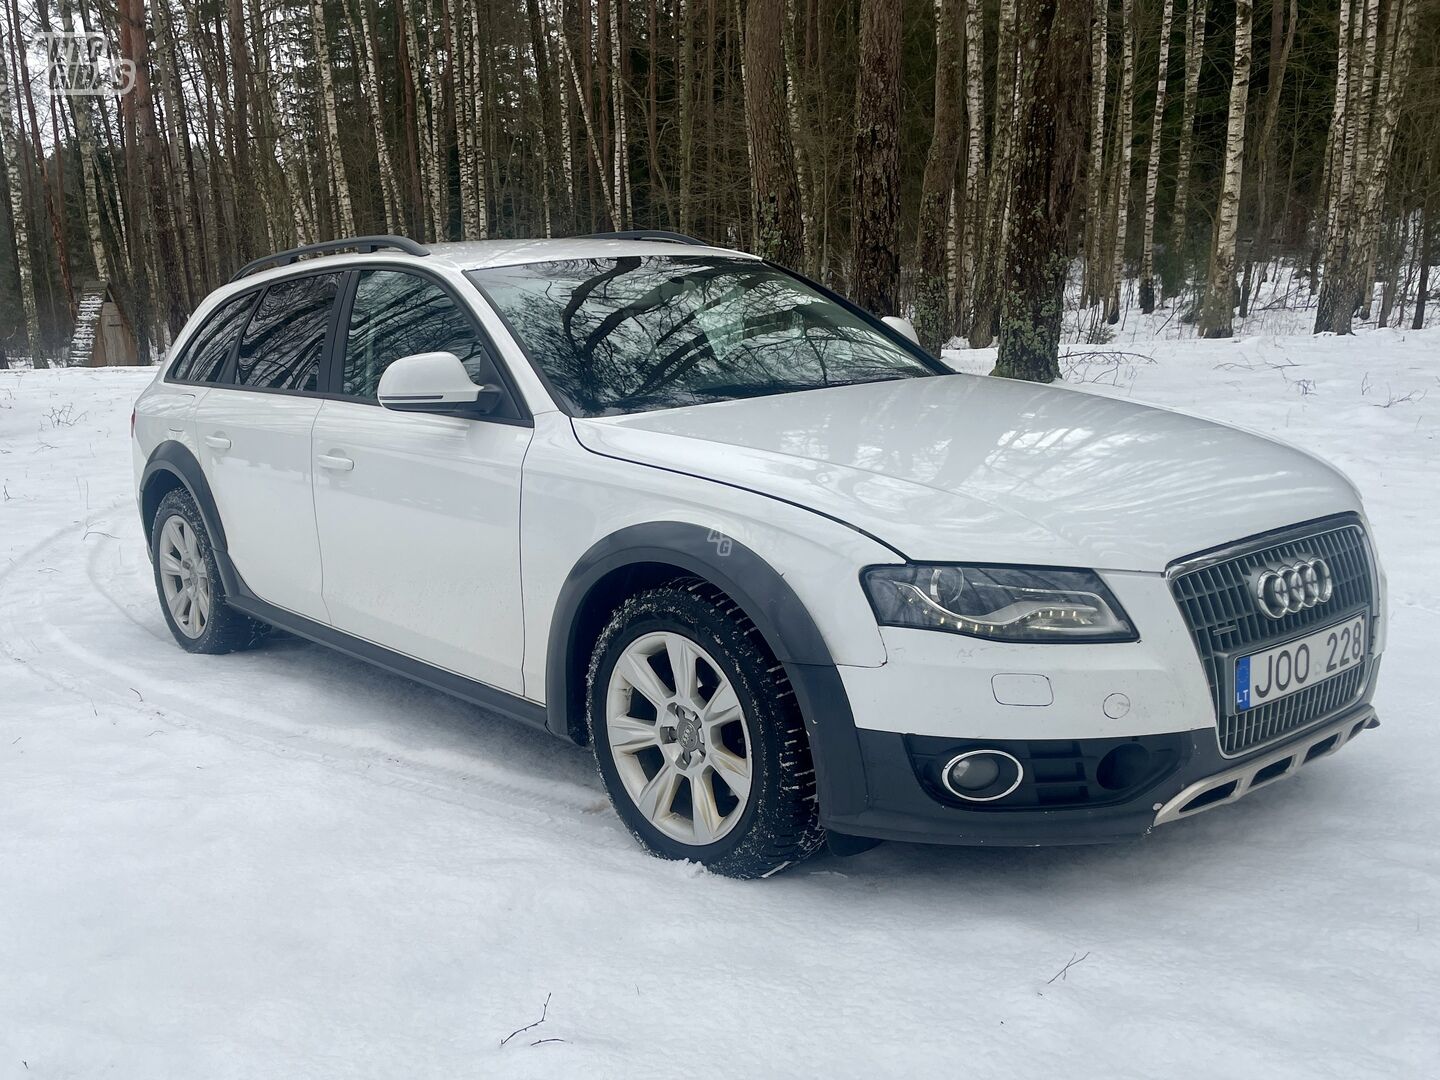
[546,522,869,818]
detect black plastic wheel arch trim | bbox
[545,521,870,817]
[140,442,235,577]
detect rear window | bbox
[235,273,340,391]
[170,293,256,384]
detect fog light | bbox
[948,755,1000,790]
[941,750,1023,802]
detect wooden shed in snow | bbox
[69,282,139,367]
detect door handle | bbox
[317,453,355,472]
[204,434,231,450]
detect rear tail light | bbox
[130,407,136,437]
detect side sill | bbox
[228,594,550,732]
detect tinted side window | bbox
[235,273,340,391]
[171,293,255,383]
[342,270,500,400]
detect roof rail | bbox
[228,235,430,283]
[582,230,708,246]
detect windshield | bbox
[467,256,939,416]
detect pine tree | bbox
[852,0,903,315]
[994,0,1091,382]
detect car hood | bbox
[571,373,1362,572]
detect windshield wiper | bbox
[688,375,908,400]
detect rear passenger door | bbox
[149,291,258,457]
[311,268,532,694]
[194,272,340,624]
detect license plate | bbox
[1235,615,1368,711]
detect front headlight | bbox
[861,564,1138,643]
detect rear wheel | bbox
[150,488,270,654]
[588,581,824,878]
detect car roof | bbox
[424,237,756,270]
[174,237,764,351]
[217,237,759,297]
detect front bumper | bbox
[820,703,1378,847]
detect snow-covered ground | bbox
[2,328,1437,1078]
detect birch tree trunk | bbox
[425,0,450,237]
[0,7,41,364]
[744,0,805,268]
[528,0,571,231]
[1413,193,1432,331]
[311,0,355,237]
[558,17,617,221]
[1169,0,1208,297]
[611,0,633,228]
[352,0,402,234]
[1084,0,1108,306]
[1197,0,1252,339]
[851,0,903,316]
[957,0,985,330]
[1318,0,1422,333]
[58,0,109,285]
[1355,0,1420,320]
[116,0,154,359]
[732,0,750,246]
[1138,0,1175,313]
[971,0,1021,346]
[914,0,965,351]
[1316,0,1364,332]
[784,0,813,260]
[478,1,495,239]
[1103,0,1136,322]
[455,0,478,238]
[402,0,443,240]
[994,0,1090,382]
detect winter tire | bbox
[588,579,825,879]
[150,488,270,654]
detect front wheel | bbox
[588,581,824,879]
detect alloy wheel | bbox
[157,514,212,639]
[605,631,754,845]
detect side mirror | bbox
[376,351,502,419]
[881,315,920,345]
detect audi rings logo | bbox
[1254,558,1334,619]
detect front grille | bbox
[1168,518,1375,756]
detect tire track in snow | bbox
[1,499,633,858]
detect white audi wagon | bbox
[132,233,1386,877]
